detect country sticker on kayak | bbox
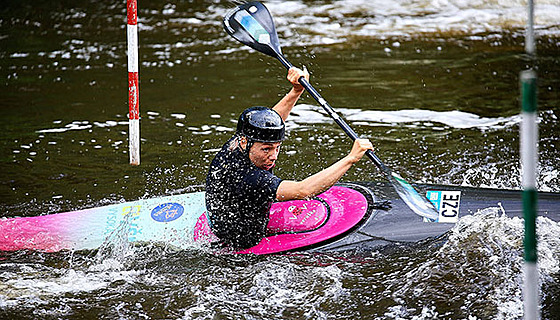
[426,190,461,223]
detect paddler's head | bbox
[236,106,285,170]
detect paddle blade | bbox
[223,1,282,58]
[390,172,439,221]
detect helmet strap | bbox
[236,134,254,157]
[244,139,255,157]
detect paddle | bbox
[223,1,439,221]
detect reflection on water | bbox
[1,0,559,318]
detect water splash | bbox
[390,208,560,319]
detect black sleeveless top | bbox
[205,138,282,249]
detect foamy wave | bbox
[392,209,560,319]
[263,0,560,42]
[1,266,143,299]
[288,104,520,130]
[36,120,126,133]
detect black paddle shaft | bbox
[275,54,389,173]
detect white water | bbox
[287,104,520,130]
[386,208,560,319]
[255,0,560,46]
[2,211,559,319]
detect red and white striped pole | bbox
[127,0,140,165]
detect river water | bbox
[1,0,560,319]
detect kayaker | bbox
[205,67,374,249]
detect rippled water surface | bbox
[1,0,560,319]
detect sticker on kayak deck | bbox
[426,190,461,223]
[151,203,184,222]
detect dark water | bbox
[1,0,560,319]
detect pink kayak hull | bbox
[0,185,373,254]
[193,185,371,254]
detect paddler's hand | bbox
[348,138,374,164]
[287,66,309,93]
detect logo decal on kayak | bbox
[151,203,184,222]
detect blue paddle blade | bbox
[223,1,282,58]
[233,10,271,44]
[390,172,439,221]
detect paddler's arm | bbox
[272,66,309,121]
[276,138,373,201]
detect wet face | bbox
[247,141,282,171]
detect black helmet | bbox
[236,107,285,143]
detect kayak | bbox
[0,184,370,254]
[318,182,560,253]
[1,182,559,254]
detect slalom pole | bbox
[127,0,140,165]
[521,69,539,320]
[525,0,536,55]
[521,0,538,317]
[521,70,539,319]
